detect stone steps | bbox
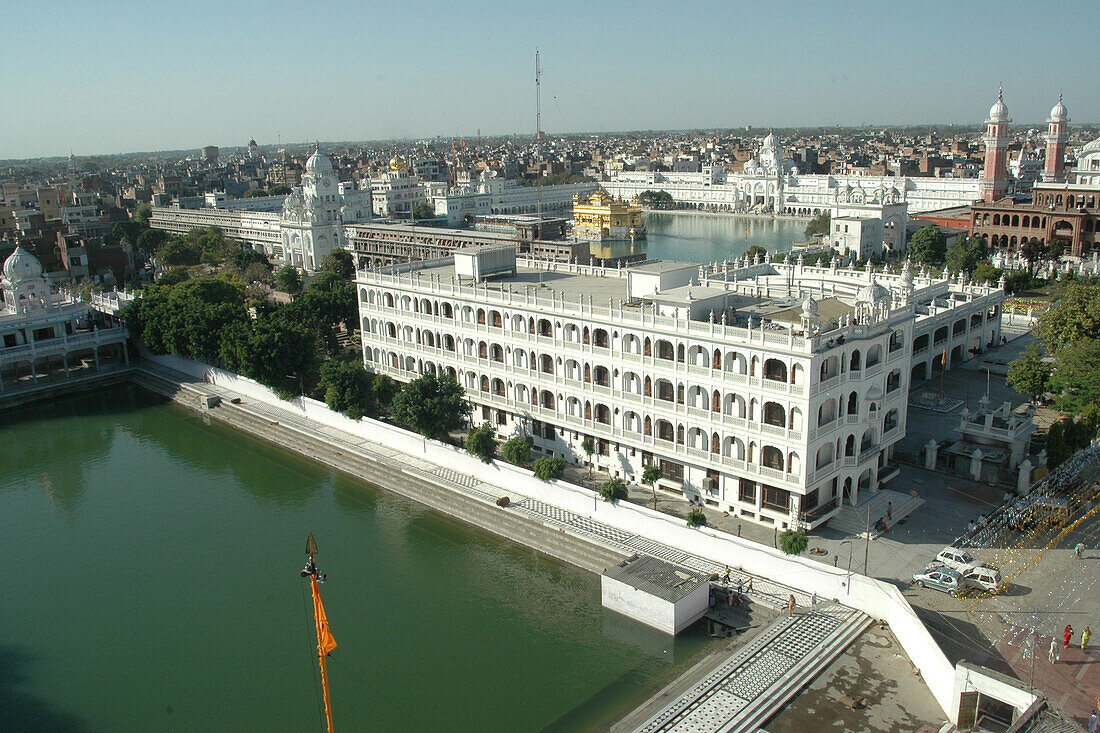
[633,605,870,733]
[827,489,924,538]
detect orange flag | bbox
[311,578,337,656]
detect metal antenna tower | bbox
[535,49,542,239]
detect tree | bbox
[532,456,566,481]
[642,464,662,509]
[464,423,497,463]
[1020,239,1050,275]
[157,267,190,285]
[243,189,269,198]
[268,185,292,196]
[1006,344,1052,402]
[224,319,320,399]
[413,203,435,220]
[581,435,596,476]
[1035,282,1100,354]
[779,529,809,555]
[599,478,628,502]
[1047,338,1100,414]
[804,211,830,239]
[320,249,354,280]
[136,228,169,256]
[945,234,988,275]
[157,238,202,267]
[686,508,707,527]
[971,263,1003,285]
[501,436,533,466]
[319,360,375,419]
[745,245,768,262]
[638,190,674,209]
[908,225,947,266]
[391,373,470,438]
[372,374,398,413]
[285,270,356,355]
[275,265,302,294]
[133,203,153,225]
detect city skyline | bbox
[4,0,1100,160]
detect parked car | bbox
[962,566,1004,593]
[913,566,963,595]
[934,547,977,573]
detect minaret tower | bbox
[980,87,1010,202]
[1042,94,1068,183]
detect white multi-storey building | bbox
[429,171,598,225]
[149,149,371,271]
[356,248,1003,531]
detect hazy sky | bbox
[4,0,1098,160]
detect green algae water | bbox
[0,385,711,732]
[592,212,806,263]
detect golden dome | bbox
[389,155,407,172]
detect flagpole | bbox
[301,533,336,733]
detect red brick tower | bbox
[980,87,1010,202]
[1042,94,1068,182]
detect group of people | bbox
[1047,624,1092,663]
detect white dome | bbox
[988,89,1008,122]
[1082,136,1100,155]
[802,296,819,317]
[1049,95,1067,122]
[762,132,777,148]
[3,246,43,283]
[305,148,333,175]
[856,279,890,305]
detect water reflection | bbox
[591,212,805,263]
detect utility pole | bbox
[535,49,542,240]
[864,507,871,575]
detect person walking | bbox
[811,592,818,614]
[1064,624,1074,649]
[1082,625,1092,651]
[787,594,796,618]
[722,566,731,584]
[1049,637,1058,664]
[1087,709,1097,733]
[746,576,753,593]
[1076,542,1085,560]
[887,502,893,521]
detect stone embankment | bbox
[132,364,628,574]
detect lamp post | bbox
[838,539,853,595]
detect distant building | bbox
[0,246,128,392]
[202,145,219,164]
[150,148,371,271]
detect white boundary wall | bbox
[146,352,957,719]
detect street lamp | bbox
[837,539,853,595]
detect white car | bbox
[962,566,1004,593]
[934,547,977,573]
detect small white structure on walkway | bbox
[601,554,710,635]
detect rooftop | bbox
[603,554,709,603]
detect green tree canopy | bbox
[804,211,830,239]
[745,245,768,261]
[223,319,320,400]
[133,203,153,225]
[971,263,1003,285]
[320,249,354,280]
[1035,282,1100,353]
[243,189,268,198]
[908,225,947,266]
[465,424,497,463]
[319,360,375,419]
[390,373,470,438]
[275,265,302,294]
[945,234,988,274]
[157,238,202,267]
[532,456,566,481]
[500,436,533,465]
[638,190,674,208]
[412,203,435,220]
[599,478,628,502]
[779,529,808,555]
[1006,344,1052,402]
[1047,338,1100,414]
[686,508,707,527]
[268,185,292,196]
